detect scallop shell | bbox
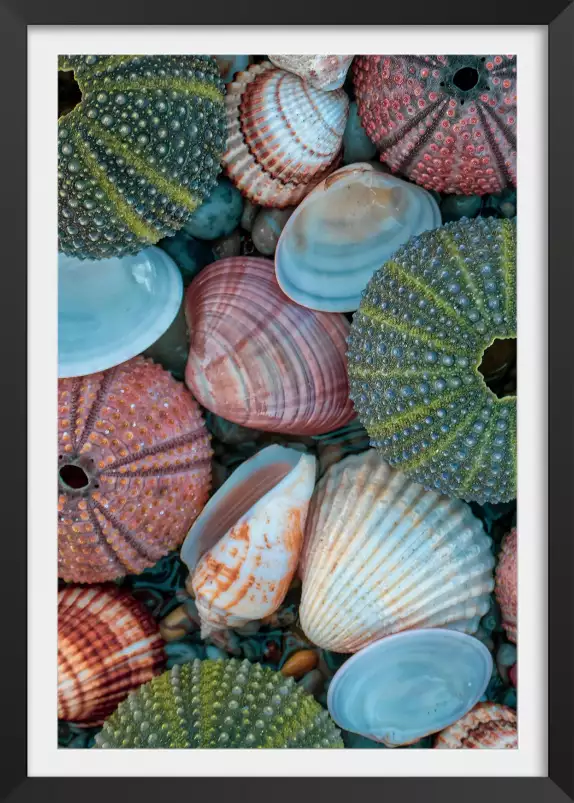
[58,585,166,726]
[223,62,348,208]
[495,528,517,643]
[434,703,518,748]
[299,450,495,653]
[268,55,354,91]
[184,446,317,636]
[275,163,441,312]
[184,257,355,435]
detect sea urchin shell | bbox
[58,357,212,583]
[495,528,517,643]
[94,659,343,748]
[347,216,517,503]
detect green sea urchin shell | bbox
[347,217,516,504]
[58,55,226,260]
[94,659,343,748]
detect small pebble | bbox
[342,101,377,164]
[233,620,261,636]
[497,643,517,668]
[211,229,242,260]
[159,599,200,642]
[440,194,482,222]
[143,300,189,380]
[184,177,244,240]
[165,641,203,668]
[251,207,294,256]
[503,688,517,709]
[240,199,260,232]
[509,663,517,687]
[205,645,228,661]
[158,230,213,284]
[298,669,325,697]
[281,650,319,679]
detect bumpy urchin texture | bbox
[94,659,343,749]
[58,55,226,260]
[347,216,516,504]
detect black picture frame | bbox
[1,3,571,801]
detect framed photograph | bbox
[1,1,571,801]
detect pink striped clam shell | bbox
[222,62,348,207]
[495,528,517,643]
[58,585,166,726]
[268,55,354,91]
[184,257,355,435]
[434,703,517,749]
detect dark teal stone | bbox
[342,101,377,164]
[183,177,244,241]
[158,229,213,285]
[483,188,517,219]
[440,193,482,222]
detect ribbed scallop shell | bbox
[184,257,355,435]
[434,703,517,748]
[268,55,354,91]
[58,585,166,725]
[495,528,517,643]
[223,62,348,208]
[58,357,212,583]
[299,451,495,653]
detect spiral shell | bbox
[223,62,348,207]
[58,585,166,725]
[495,528,517,643]
[184,257,355,435]
[299,450,495,653]
[434,703,517,748]
[268,55,354,91]
[58,357,212,583]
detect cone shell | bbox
[434,703,517,749]
[299,451,495,653]
[187,446,317,636]
[268,55,354,91]
[58,357,212,583]
[184,257,355,435]
[58,585,166,725]
[223,62,348,207]
[495,528,517,643]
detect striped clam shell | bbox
[299,450,495,653]
[434,703,518,748]
[184,257,355,435]
[495,528,517,643]
[223,62,348,208]
[58,585,166,725]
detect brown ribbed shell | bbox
[434,703,517,749]
[58,585,166,726]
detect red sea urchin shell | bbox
[353,55,516,195]
[58,585,166,725]
[434,703,517,749]
[495,528,517,643]
[184,257,355,435]
[222,62,348,207]
[58,357,212,583]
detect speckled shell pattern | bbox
[184,257,355,435]
[58,357,212,583]
[434,703,517,748]
[94,659,343,748]
[191,449,317,636]
[495,528,517,643]
[222,62,348,207]
[268,55,354,91]
[353,55,516,195]
[58,55,226,260]
[299,451,495,653]
[58,585,166,726]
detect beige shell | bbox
[434,703,518,748]
[299,451,495,653]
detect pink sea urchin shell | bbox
[58,357,212,583]
[434,703,517,749]
[58,585,166,726]
[353,55,516,195]
[495,527,517,643]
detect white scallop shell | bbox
[299,450,495,653]
[268,55,354,91]
[275,163,442,312]
[183,445,317,637]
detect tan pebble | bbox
[281,650,319,679]
[159,605,194,642]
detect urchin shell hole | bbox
[59,464,90,490]
[478,337,516,399]
[453,67,479,91]
[59,70,82,119]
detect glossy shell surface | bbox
[299,450,495,653]
[434,702,517,748]
[223,62,348,208]
[268,55,354,91]
[275,163,441,312]
[186,446,317,635]
[495,528,517,643]
[58,357,212,583]
[184,257,355,434]
[58,585,165,725]
[327,629,492,746]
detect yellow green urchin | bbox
[93,659,344,749]
[58,55,226,260]
[347,216,516,504]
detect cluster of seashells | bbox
[57,52,518,751]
